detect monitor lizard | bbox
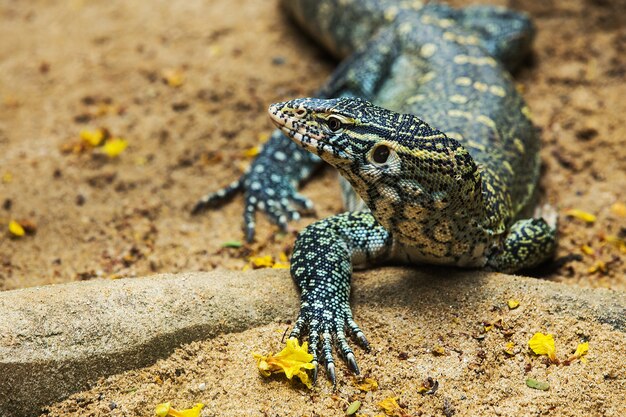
[193,0,557,384]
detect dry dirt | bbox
[0,0,625,415]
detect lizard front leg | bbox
[289,211,392,385]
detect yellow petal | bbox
[377,397,400,415]
[356,377,379,392]
[253,338,314,388]
[279,252,289,263]
[155,402,171,417]
[102,138,128,157]
[249,255,274,268]
[271,262,289,269]
[507,299,520,309]
[604,235,626,253]
[573,342,589,359]
[564,209,596,224]
[588,261,607,274]
[162,69,185,87]
[580,245,594,256]
[610,202,626,218]
[80,128,106,146]
[8,220,25,237]
[2,172,12,183]
[528,332,558,363]
[504,341,515,355]
[175,403,204,417]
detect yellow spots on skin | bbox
[521,106,533,120]
[454,77,472,86]
[398,21,413,35]
[489,85,506,97]
[476,115,497,130]
[407,94,426,104]
[420,43,437,58]
[467,140,486,152]
[502,161,514,175]
[443,32,479,45]
[473,81,489,92]
[419,71,436,83]
[420,15,454,28]
[452,241,470,256]
[448,109,473,120]
[403,203,427,221]
[384,6,399,21]
[447,131,464,141]
[514,138,525,154]
[449,94,468,104]
[434,221,452,242]
[454,55,497,67]
[438,18,455,28]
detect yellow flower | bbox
[155,402,204,417]
[580,245,594,256]
[253,338,315,388]
[250,255,274,268]
[8,220,25,237]
[503,342,515,356]
[528,332,558,363]
[377,397,400,415]
[80,128,106,146]
[102,138,128,157]
[507,299,520,309]
[563,208,596,224]
[356,377,379,392]
[571,342,589,363]
[162,68,185,87]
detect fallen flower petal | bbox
[155,402,204,417]
[563,208,596,224]
[507,299,520,309]
[377,397,400,415]
[102,138,128,157]
[356,377,379,392]
[253,338,315,388]
[8,220,25,237]
[528,332,558,363]
[80,128,107,146]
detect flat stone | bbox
[0,269,624,417]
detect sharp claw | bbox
[326,362,336,387]
[190,202,205,215]
[346,352,360,375]
[245,225,255,243]
[356,332,370,352]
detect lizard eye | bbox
[372,144,390,164]
[327,116,343,132]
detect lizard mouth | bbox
[268,103,325,151]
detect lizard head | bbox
[269,97,483,236]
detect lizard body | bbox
[194,0,557,383]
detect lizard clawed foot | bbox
[290,305,369,386]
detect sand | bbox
[0,0,625,415]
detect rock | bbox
[0,269,624,417]
[0,271,298,417]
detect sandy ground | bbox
[0,0,625,415]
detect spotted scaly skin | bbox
[194,0,557,384]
